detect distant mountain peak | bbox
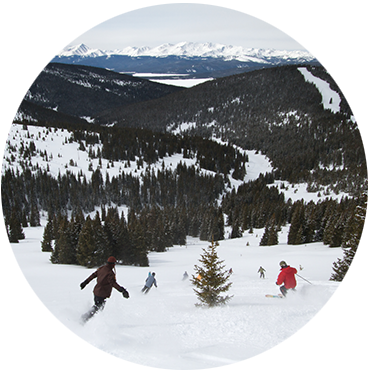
[58,41,316,63]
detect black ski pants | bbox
[82,295,106,322]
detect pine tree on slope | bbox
[330,192,367,281]
[76,216,96,267]
[7,209,25,243]
[191,239,233,307]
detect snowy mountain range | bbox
[59,42,316,62]
[53,42,320,77]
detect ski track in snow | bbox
[11,220,342,370]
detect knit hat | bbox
[107,256,117,264]
[279,261,287,268]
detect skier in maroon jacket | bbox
[276,261,297,297]
[80,256,129,322]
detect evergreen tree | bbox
[259,226,269,246]
[91,211,111,266]
[260,216,279,246]
[210,207,224,241]
[129,215,149,266]
[7,209,25,243]
[287,201,304,245]
[103,207,121,258]
[330,193,366,281]
[116,215,136,264]
[54,214,82,265]
[191,239,233,307]
[29,201,41,227]
[76,216,97,267]
[230,219,242,239]
[50,215,68,264]
[172,209,187,246]
[41,219,53,252]
[189,212,201,237]
[21,209,28,228]
[329,214,345,248]
[199,216,210,241]
[267,223,279,246]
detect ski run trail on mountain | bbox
[12,219,343,370]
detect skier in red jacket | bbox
[276,261,297,297]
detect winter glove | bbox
[121,288,129,299]
[80,281,88,290]
[123,291,129,299]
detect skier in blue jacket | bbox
[141,272,158,294]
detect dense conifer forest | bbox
[2,121,366,274]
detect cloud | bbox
[1,3,40,16]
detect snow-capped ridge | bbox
[1,44,105,58]
[58,41,316,63]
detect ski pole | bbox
[296,274,312,285]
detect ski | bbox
[265,294,284,298]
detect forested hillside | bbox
[2,122,365,274]
[17,63,183,121]
[96,65,366,195]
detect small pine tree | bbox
[7,209,25,243]
[191,239,233,307]
[267,224,279,245]
[76,216,96,267]
[29,202,41,227]
[260,215,278,246]
[259,225,269,246]
[330,193,367,281]
[230,220,242,239]
[41,219,53,252]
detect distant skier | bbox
[276,261,297,297]
[80,256,129,322]
[258,266,266,278]
[182,271,189,280]
[141,272,158,294]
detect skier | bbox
[141,272,157,294]
[276,260,297,297]
[80,256,129,322]
[258,266,266,278]
[182,271,189,280]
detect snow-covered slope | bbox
[59,42,317,64]
[298,67,368,122]
[3,123,348,203]
[11,216,343,370]
[0,123,358,369]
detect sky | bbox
[1,2,368,53]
